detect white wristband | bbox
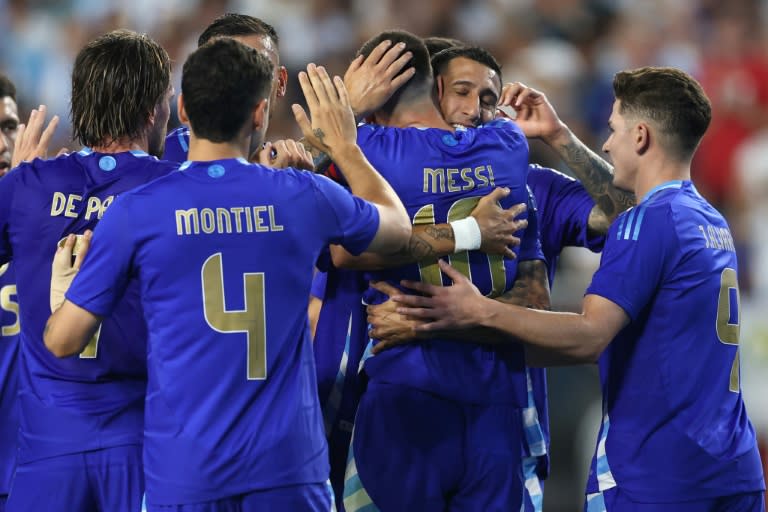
[450,216,482,253]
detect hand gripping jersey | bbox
[359,119,543,407]
[0,149,177,463]
[585,181,764,500]
[64,158,380,505]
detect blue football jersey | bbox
[0,262,19,495]
[585,181,764,500]
[162,126,190,163]
[359,119,543,406]
[0,149,177,463]
[64,158,380,505]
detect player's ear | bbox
[635,122,650,155]
[252,98,268,131]
[436,75,445,100]
[277,65,288,98]
[177,94,190,125]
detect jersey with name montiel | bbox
[0,262,19,494]
[360,119,543,406]
[0,150,177,463]
[65,158,379,505]
[585,180,764,500]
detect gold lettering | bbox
[485,165,495,186]
[268,206,283,232]
[175,208,200,235]
[84,197,101,220]
[253,207,268,232]
[200,208,215,234]
[244,206,254,232]
[475,167,489,187]
[423,168,444,193]
[99,196,114,218]
[446,168,461,192]
[51,192,66,216]
[216,208,233,234]
[64,194,82,218]
[231,207,244,233]
[460,168,475,190]
[0,285,19,336]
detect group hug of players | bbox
[0,10,764,512]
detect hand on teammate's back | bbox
[11,105,63,168]
[50,230,92,313]
[470,187,527,259]
[292,63,357,158]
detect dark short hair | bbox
[71,30,171,148]
[357,30,432,114]
[424,36,464,57]
[613,66,711,160]
[182,38,273,142]
[198,13,279,48]
[431,46,503,88]
[0,74,16,101]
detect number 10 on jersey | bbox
[202,253,267,380]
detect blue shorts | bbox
[6,444,142,512]
[586,487,765,512]
[147,483,333,512]
[344,381,526,512]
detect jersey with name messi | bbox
[360,119,543,406]
[585,181,764,500]
[0,262,19,495]
[64,158,380,505]
[0,149,177,463]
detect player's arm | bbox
[45,232,102,357]
[499,83,634,235]
[378,259,628,363]
[294,63,411,254]
[331,190,527,270]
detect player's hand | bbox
[498,83,568,146]
[50,230,92,312]
[344,40,415,120]
[12,105,60,169]
[254,139,315,171]
[292,63,357,159]
[368,281,428,353]
[471,188,527,259]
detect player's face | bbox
[0,96,20,176]
[147,86,173,158]
[233,34,286,120]
[602,100,637,191]
[437,57,500,128]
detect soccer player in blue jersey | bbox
[0,74,20,512]
[0,31,176,512]
[327,30,550,512]
[44,38,412,511]
[387,66,767,511]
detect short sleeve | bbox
[586,205,673,321]
[310,271,328,299]
[518,186,545,262]
[65,195,137,316]
[310,173,380,256]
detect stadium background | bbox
[2,0,768,509]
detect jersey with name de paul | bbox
[64,158,379,504]
[359,119,544,406]
[585,181,764,501]
[0,149,177,463]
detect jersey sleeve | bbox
[586,204,673,321]
[310,271,328,299]
[161,127,190,163]
[65,195,137,316]
[309,173,380,256]
[518,186,545,262]
[536,167,604,253]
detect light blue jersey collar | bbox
[641,180,684,204]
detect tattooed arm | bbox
[498,83,635,236]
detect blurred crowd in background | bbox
[2,0,768,509]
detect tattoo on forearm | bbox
[404,225,455,261]
[558,137,635,223]
[498,260,551,311]
[424,225,454,241]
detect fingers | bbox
[344,54,364,78]
[297,72,319,112]
[333,76,350,108]
[365,39,394,67]
[391,293,434,308]
[507,202,527,218]
[38,115,59,152]
[437,259,467,283]
[291,104,312,140]
[56,147,70,157]
[399,278,438,296]
[306,63,332,103]
[370,280,401,297]
[481,186,511,205]
[72,231,92,270]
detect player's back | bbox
[0,262,19,498]
[586,181,764,500]
[0,149,177,463]
[86,159,379,504]
[359,119,538,406]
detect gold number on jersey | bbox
[0,284,20,337]
[55,236,103,358]
[202,253,267,380]
[415,198,507,298]
[716,268,740,392]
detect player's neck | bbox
[376,100,452,131]
[635,155,691,201]
[91,137,147,154]
[187,137,247,162]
